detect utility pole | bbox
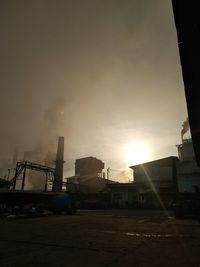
[107,167,110,184]
[172,157,179,202]
[21,164,27,190]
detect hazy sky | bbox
[0,0,187,181]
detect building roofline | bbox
[107,183,136,188]
[75,156,103,162]
[129,156,179,169]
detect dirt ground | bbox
[0,209,200,267]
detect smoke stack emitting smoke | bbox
[181,117,190,141]
[20,99,67,189]
[24,97,67,164]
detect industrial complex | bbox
[108,122,200,213]
[0,137,76,216]
[0,119,199,217]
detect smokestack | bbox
[181,118,190,142]
[52,136,65,192]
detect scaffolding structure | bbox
[11,161,55,191]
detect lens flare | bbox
[124,142,150,165]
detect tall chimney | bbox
[52,136,65,192]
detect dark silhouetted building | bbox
[107,183,138,208]
[0,178,11,189]
[130,156,178,208]
[75,157,104,177]
[128,138,200,208]
[67,157,116,194]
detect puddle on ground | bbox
[95,215,113,217]
[124,232,173,238]
[100,230,191,238]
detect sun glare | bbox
[124,142,150,166]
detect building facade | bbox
[176,139,200,193]
[130,157,177,208]
[128,138,200,208]
[67,157,116,194]
[107,183,138,208]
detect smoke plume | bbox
[181,118,190,140]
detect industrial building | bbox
[129,156,177,208]
[0,178,12,189]
[131,139,199,209]
[75,157,105,178]
[131,139,200,207]
[67,157,116,194]
[108,121,200,209]
[108,157,177,208]
[107,183,138,208]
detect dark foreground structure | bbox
[172,1,200,166]
[0,190,76,215]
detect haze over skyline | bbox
[0,0,187,181]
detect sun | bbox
[124,142,150,166]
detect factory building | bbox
[108,120,200,209]
[176,139,200,193]
[75,157,105,178]
[67,157,116,194]
[175,118,200,192]
[0,178,12,189]
[108,157,177,209]
[130,140,200,208]
[107,183,138,208]
[129,156,177,208]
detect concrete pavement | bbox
[0,209,200,267]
